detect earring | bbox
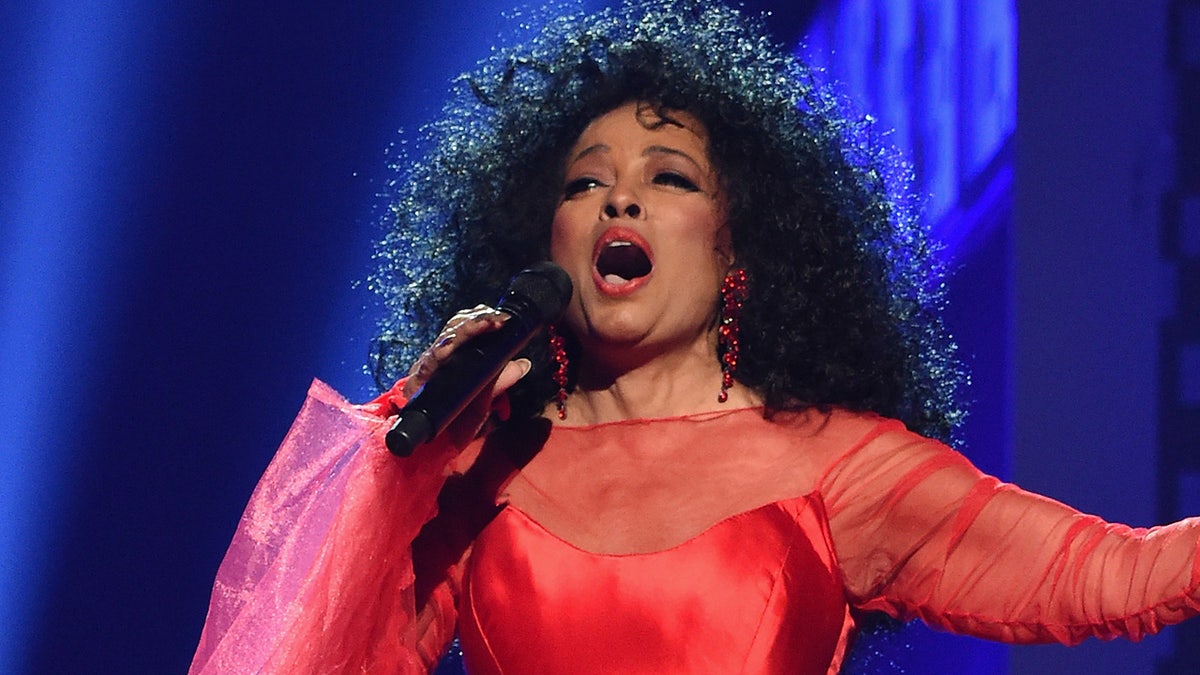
[548,323,569,419]
[717,268,749,403]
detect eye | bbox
[653,171,700,192]
[563,176,604,199]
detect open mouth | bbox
[595,240,653,284]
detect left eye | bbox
[653,172,699,191]
[563,177,603,198]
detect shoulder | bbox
[789,408,982,504]
[766,406,909,454]
[762,406,971,488]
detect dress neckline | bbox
[548,404,765,431]
[496,490,822,558]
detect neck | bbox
[549,332,761,425]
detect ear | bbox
[715,227,736,270]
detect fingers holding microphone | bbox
[386,262,572,457]
[400,304,532,449]
[404,305,510,400]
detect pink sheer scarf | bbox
[189,380,448,674]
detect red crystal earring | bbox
[717,268,749,403]
[548,323,569,419]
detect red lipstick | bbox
[591,226,655,297]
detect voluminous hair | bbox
[370,0,966,440]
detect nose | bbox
[601,181,643,219]
[603,202,641,218]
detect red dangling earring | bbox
[717,268,749,403]
[548,323,569,419]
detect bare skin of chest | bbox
[499,434,819,554]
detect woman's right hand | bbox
[403,304,532,448]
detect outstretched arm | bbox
[820,424,1200,645]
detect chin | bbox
[579,314,654,349]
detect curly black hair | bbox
[370,0,966,441]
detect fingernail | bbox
[435,332,456,349]
[514,358,532,378]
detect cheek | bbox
[549,209,590,264]
[548,217,571,266]
[548,213,589,322]
[548,216,588,328]
[691,208,732,271]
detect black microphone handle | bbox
[385,306,537,457]
[385,261,572,457]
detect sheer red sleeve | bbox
[188,379,460,674]
[818,421,1200,644]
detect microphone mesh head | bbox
[505,261,573,322]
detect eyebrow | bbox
[570,143,608,163]
[645,144,704,171]
[569,143,706,172]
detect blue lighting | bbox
[0,2,174,671]
[803,0,1016,254]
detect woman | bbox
[191,1,1200,673]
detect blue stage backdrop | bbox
[0,1,1185,673]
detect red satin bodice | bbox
[460,497,849,674]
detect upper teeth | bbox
[607,240,633,248]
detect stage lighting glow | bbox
[803,0,1017,258]
[0,2,166,671]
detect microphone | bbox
[386,261,573,457]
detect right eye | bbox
[563,177,603,199]
[652,171,700,192]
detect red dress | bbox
[189,380,1200,674]
[459,495,848,674]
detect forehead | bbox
[569,102,710,159]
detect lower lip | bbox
[592,268,651,297]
